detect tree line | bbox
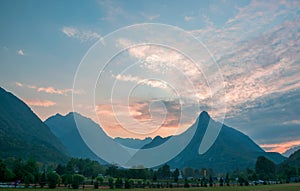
[0,155,299,189]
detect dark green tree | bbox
[152,171,157,181]
[209,175,213,187]
[13,158,24,180]
[115,177,123,188]
[61,173,72,188]
[106,165,119,177]
[0,159,14,181]
[71,174,84,189]
[55,164,66,175]
[39,169,46,188]
[24,158,39,185]
[0,159,7,181]
[157,164,171,179]
[183,167,194,178]
[97,175,104,186]
[225,173,230,186]
[184,178,189,188]
[220,177,224,186]
[47,171,60,189]
[23,173,34,188]
[108,177,114,189]
[124,178,130,189]
[173,168,179,182]
[255,156,276,180]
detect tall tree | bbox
[47,171,61,189]
[255,156,276,180]
[173,168,179,182]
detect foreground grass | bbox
[1,184,300,191]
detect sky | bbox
[0,0,300,154]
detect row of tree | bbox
[0,155,299,189]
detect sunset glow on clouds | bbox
[261,140,300,154]
[24,99,56,107]
[15,82,82,96]
[1,0,300,154]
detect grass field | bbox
[1,184,300,191]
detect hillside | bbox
[139,111,285,172]
[45,112,107,164]
[0,87,68,163]
[282,149,300,167]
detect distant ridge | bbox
[283,146,300,157]
[46,110,286,172]
[45,112,107,164]
[282,149,300,167]
[0,87,68,163]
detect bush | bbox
[97,176,104,186]
[71,174,84,189]
[94,181,99,189]
[115,177,123,188]
[108,177,114,189]
[47,171,60,189]
[184,178,190,188]
[124,179,132,189]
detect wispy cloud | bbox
[24,99,56,107]
[113,74,168,89]
[17,49,25,56]
[283,120,300,125]
[61,26,101,42]
[15,82,36,89]
[15,82,81,96]
[37,86,72,95]
[189,0,300,118]
[99,0,131,22]
[140,12,160,21]
[184,16,194,22]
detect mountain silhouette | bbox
[0,87,68,163]
[45,112,107,164]
[46,110,285,172]
[141,111,286,172]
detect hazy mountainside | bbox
[142,112,286,172]
[0,87,68,163]
[45,112,154,163]
[283,146,300,157]
[45,112,107,164]
[282,149,300,167]
[114,137,152,149]
[46,110,286,172]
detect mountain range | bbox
[45,110,286,172]
[0,87,287,172]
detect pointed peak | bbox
[54,113,63,117]
[199,111,210,119]
[66,111,81,117]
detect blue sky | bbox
[1,0,300,154]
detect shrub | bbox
[47,171,60,189]
[71,174,84,189]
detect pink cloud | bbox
[95,98,195,138]
[37,86,66,95]
[14,82,82,96]
[24,99,56,107]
